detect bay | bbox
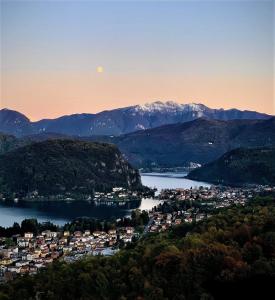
[0,173,211,227]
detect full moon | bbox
[96,66,104,73]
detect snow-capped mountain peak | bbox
[132,101,208,113]
[0,103,270,137]
[182,103,209,112]
[134,101,176,112]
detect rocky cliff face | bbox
[0,139,142,199]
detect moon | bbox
[96,66,104,73]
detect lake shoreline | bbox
[0,172,211,227]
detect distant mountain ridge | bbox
[0,101,271,137]
[0,108,33,137]
[86,117,275,168]
[1,117,275,169]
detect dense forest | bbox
[1,196,275,299]
[0,139,142,199]
[187,147,275,186]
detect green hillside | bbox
[0,139,142,199]
[187,147,275,185]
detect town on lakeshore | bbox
[0,187,154,208]
[1,184,274,283]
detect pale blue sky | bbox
[1,0,274,119]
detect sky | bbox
[0,0,274,120]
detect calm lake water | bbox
[141,172,211,193]
[0,173,211,227]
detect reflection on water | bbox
[0,198,162,227]
[0,173,210,227]
[0,200,132,227]
[139,198,163,211]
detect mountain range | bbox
[0,101,271,137]
[1,117,275,169]
[86,117,275,168]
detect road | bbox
[142,217,154,237]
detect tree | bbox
[21,219,39,235]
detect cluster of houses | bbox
[159,185,275,206]
[147,185,275,233]
[0,226,135,282]
[147,209,210,233]
[1,187,147,205]
[147,212,183,233]
[93,187,140,206]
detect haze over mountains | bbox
[0,101,271,137]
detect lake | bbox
[0,172,211,227]
[141,172,211,193]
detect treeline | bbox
[1,196,275,299]
[0,219,58,239]
[63,210,149,233]
[0,209,150,239]
[152,197,214,215]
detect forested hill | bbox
[1,196,275,299]
[88,117,275,168]
[0,133,19,155]
[0,139,142,199]
[1,117,275,169]
[187,147,275,185]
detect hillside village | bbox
[147,185,275,233]
[1,184,275,282]
[0,226,135,282]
